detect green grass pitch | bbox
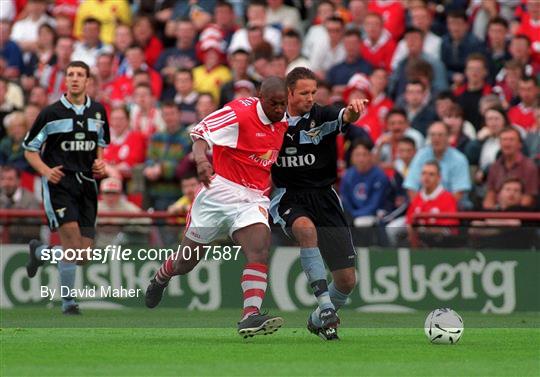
[1,308,539,376]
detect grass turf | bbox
[1,308,539,376]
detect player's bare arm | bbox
[92,147,106,178]
[192,139,213,188]
[24,150,65,184]
[342,98,369,124]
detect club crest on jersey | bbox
[309,120,316,129]
[95,112,102,120]
[56,207,66,218]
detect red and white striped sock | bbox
[241,263,268,320]
[155,252,178,285]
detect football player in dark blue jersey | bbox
[23,61,109,314]
[270,67,367,339]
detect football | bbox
[424,308,464,344]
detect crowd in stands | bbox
[0,0,538,247]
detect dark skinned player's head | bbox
[259,76,287,123]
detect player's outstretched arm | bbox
[24,150,65,184]
[192,139,214,188]
[342,98,369,124]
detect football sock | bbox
[241,263,268,320]
[310,282,350,327]
[300,247,334,313]
[155,252,178,285]
[58,258,77,310]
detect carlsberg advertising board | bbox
[1,245,538,313]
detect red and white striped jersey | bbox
[190,97,288,192]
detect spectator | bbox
[483,127,538,209]
[389,27,448,99]
[167,171,200,223]
[405,160,459,244]
[130,84,165,140]
[227,1,281,54]
[0,166,41,243]
[404,121,471,202]
[0,112,31,172]
[344,73,380,141]
[507,34,538,78]
[340,138,390,227]
[112,24,134,75]
[103,107,146,180]
[143,101,192,211]
[347,0,367,32]
[192,92,218,128]
[154,18,198,88]
[454,53,492,130]
[493,59,523,107]
[515,0,540,67]
[71,18,113,67]
[268,54,288,79]
[94,53,115,110]
[469,0,499,42]
[133,16,162,68]
[266,0,302,33]
[375,108,424,169]
[170,0,213,31]
[111,44,163,105]
[54,15,74,39]
[467,106,511,174]
[0,0,16,22]
[391,5,441,69]
[368,67,394,128]
[73,0,132,45]
[440,10,486,87]
[360,12,396,71]
[96,177,150,246]
[314,80,332,106]
[403,80,438,136]
[232,80,256,99]
[38,37,74,103]
[367,0,405,41]
[248,42,274,83]
[326,29,372,88]
[213,0,239,48]
[486,17,511,83]
[525,106,539,165]
[24,103,40,128]
[508,76,538,131]
[172,69,199,126]
[441,103,471,154]
[219,49,254,107]
[25,23,57,79]
[302,0,335,60]
[394,136,417,179]
[10,0,54,53]
[28,86,48,110]
[309,16,346,79]
[192,39,232,103]
[0,20,24,79]
[281,30,311,74]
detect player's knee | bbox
[292,218,317,247]
[334,273,356,294]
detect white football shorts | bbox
[184,175,270,244]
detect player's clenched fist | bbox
[46,165,65,184]
[92,158,106,178]
[343,98,369,124]
[196,159,214,188]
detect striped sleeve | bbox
[22,109,49,151]
[190,106,239,148]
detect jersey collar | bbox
[285,109,310,127]
[256,100,285,125]
[60,94,91,115]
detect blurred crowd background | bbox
[0,0,538,248]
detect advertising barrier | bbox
[1,245,538,313]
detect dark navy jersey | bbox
[271,103,347,189]
[23,95,110,173]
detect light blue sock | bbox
[58,259,77,310]
[300,247,334,315]
[311,282,351,327]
